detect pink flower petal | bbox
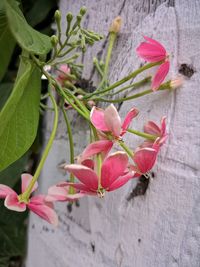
[101,152,128,189]
[59,182,92,193]
[90,107,109,132]
[64,164,98,190]
[108,172,134,191]
[21,173,38,193]
[46,185,85,202]
[143,36,166,54]
[28,200,58,226]
[81,159,95,169]
[136,43,166,62]
[152,61,170,91]
[144,121,161,136]
[4,193,26,212]
[121,108,139,134]
[104,104,121,137]
[80,140,113,162]
[133,148,157,174]
[0,184,15,198]
[160,116,167,136]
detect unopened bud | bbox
[170,76,184,89]
[93,57,98,64]
[77,95,83,100]
[55,10,61,22]
[109,16,122,33]
[77,15,82,23]
[51,35,58,46]
[87,100,95,108]
[66,12,73,23]
[80,6,87,16]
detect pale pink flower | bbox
[91,104,139,138]
[136,36,170,91]
[62,152,135,196]
[46,183,85,202]
[0,174,58,226]
[144,116,167,146]
[80,105,139,162]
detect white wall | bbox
[27,1,200,266]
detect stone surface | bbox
[26,1,200,266]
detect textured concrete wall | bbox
[26,1,200,266]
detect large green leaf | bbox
[0,153,28,187]
[0,2,15,81]
[0,83,13,111]
[0,56,41,171]
[4,0,52,55]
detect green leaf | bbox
[0,153,29,187]
[0,2,15,81]
[0,83,13,111]
[4,0,52,55]
[0,224,26,257]
[0,56,41,171]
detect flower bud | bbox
[54,10,61,22]
[51,35,58,46]
[109,16,122,33]
[80,6,87,16]
[93,57,98,64]
[170,76,184,89]
[66,12,73,23]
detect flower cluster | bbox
[0,35,179,226]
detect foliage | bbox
[0,0,58,266]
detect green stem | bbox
[93,59,104,77]
[118,141,134,158]
[63,88,89,116]
[97,32,117,90]
[22,92,58,200]
[104,32,116,81]
[104,77,151,97]
[84,61,163,99]
[127,129,157,141]
[61,106,75,194]
[94,81,171,103]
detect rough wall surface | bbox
[26,1,200,266]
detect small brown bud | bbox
[109,16,122,33]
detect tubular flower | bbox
[80,104,139,162]
[144,116,167,146]
[46,183,85,202]
[0,174,58,226]
[62,152,135,197]
[136,36,170,91]
[131,146,158,176]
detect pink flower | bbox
[0,174,58,226]
[136,36,170,91]
[79,105,139,162]
[56,64,71,86]
[144,116,167,146]
[91,104,139,138]
[63,152,135,197]
[131,146,158,176]
[46,183,85,202]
